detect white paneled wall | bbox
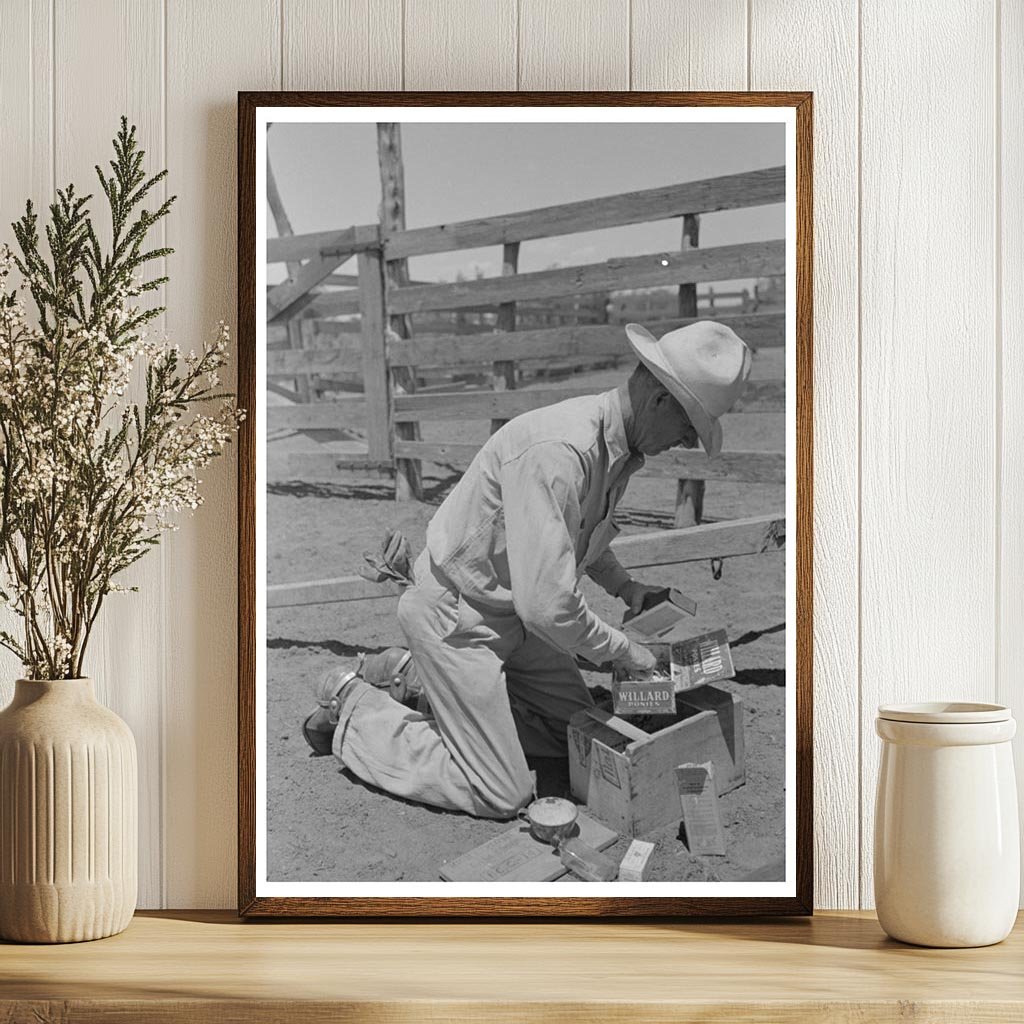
[0,0,1018,910]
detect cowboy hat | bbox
[624,320,752,457]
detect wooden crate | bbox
[567,684,745,837]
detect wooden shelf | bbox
[2,910,1022,1022]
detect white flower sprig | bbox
[0,119,242,680]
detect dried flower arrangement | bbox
[0,118,242,679]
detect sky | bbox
[268,121,786,287]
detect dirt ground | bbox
[266,364,787,884]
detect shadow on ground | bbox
[268,637,388,659]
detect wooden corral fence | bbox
[266,128,786,607]
[268,514,785,609]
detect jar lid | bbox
[877,701,1011,724]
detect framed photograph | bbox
[238,91,812,916]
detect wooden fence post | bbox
[285,317,311,402]
[675,213,705,528]
[267,141,311,403]
[357,249,393,464]
[377,123,422,501]
[490,241,520,434]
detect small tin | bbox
[617,839,656,882]
[611,679,675,716]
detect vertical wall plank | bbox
[631,0,746,90]
[0,1,53,699]
[519,0,629,90]
[52,0,166,910]
[0,0,52,227]
[999,0,1024,904]
[860,0,997,908]
[404,0,516,89]
[751,1,860,911]
[164,0,280,908]
[284,0,401,89]
[0,0,1014,912]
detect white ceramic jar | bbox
[874,702,1019,947]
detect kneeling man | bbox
[303,320,751,818]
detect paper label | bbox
[611,679,676,716]
[594,743,623,788]
[676,762,726,856]
[671,629,735,690]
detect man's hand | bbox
[619,579,671,620]
[614,640,658,679]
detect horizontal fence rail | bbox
[266,514,785,608]
[389,441,786,485]
[387,241,786,315]
[267,337,364,375]
[266,311,785,376]
[267,313,785,383]
[387,312,787,367]
[266,378,785,437]
[266,168,784,266]
[266,224,380,264]
[267,398,366,432]
[268,575,403,608]
[612,514,785,569]
[383,167,786,259]
[297,290,620,321]
[389,381,786,423]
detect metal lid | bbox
[877,701,1011,724]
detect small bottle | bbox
[557,837,620,882]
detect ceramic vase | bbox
[0,678,137,943]
[874,702,1019,947]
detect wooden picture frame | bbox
[238,91,813,917]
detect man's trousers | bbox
[332,553,594,818]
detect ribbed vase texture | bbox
[0,678,137,943]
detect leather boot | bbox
[301,665,360,755]
[360,647,422,706]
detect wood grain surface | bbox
[283,0,401,91]
[1001,0,1024,901]
[1,911,1023,1023]
[631,0,747,91]
[51,0,166,912]
[751,0,860,913]
[405,0,517,91]
[165,0,280,910]
[236,88,811,919]
[0,1,1018,913]
[520,0,629,91]
[858,1,998,909]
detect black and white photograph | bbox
[244,98,807,911]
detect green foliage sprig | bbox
[0,117,242,679]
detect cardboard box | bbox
[568,684,745,837]
[622,588,697,641]
[671,629,735,691]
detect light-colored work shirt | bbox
[425,388,644,665]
